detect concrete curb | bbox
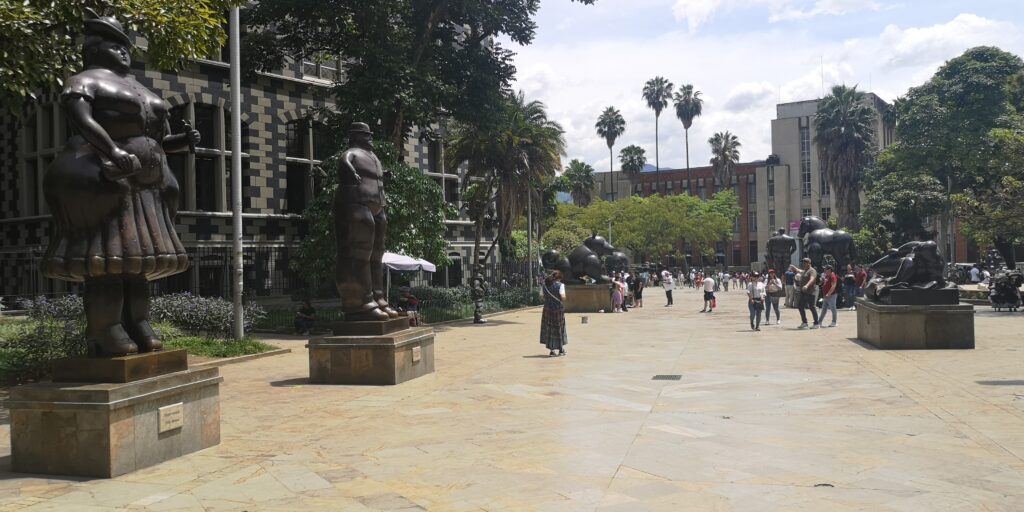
[192,347,292,369]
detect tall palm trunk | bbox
[655,114,660,194]
[609,146,614,201]
[685,128,690,170]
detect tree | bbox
[1,0,245,108]
[708,131,741,187]
[642,76,674,193]
[290,142,454,290]
[563,159,596,207]
[859,148,946,245]
[814,84,876,231]
[952,129,1024,248]
[873,46,1024,256]
[244,0,595,149]
[595,106,626,200]
[447,91,566,266]
[619,145,647,181]
[674,84,704,170]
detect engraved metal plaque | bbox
[158,403,184,433]
[412,346,422,363]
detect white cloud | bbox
[770,0,881,22]
[672,0,731,33]
[508,10,1024,174]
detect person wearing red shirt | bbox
[854,265,868,297]
[820,265,839,327]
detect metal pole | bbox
[608,218,612,245]
[230,8,244,340]
[527,188,534,293]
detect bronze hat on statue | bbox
[83,7,133,47]
[348,122,373,134]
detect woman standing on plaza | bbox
[540,270,568,357]
[764,270,784,325]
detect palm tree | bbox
[674,84,704,171]
[447,91,567,264]
[708,131,741,189]
[815,84,876,231]
[619,144,647,183]
[595,106,626,200]
[563,159,596,207]
[642,76,674,194]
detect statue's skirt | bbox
[41,136,189,282]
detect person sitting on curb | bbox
[294,300,316,335]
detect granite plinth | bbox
[856,298,975,350]
[52,349,188,383]
[7,367,221,478]
[878,287,960,305]
[564,284,614,313]
[307,327,434,385]
[331,317,411,336]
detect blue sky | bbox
[500,0,1024,173]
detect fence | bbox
[1,247,543,308]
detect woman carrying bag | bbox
[764,269,784,326]
[540,270,568,357]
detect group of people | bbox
[538,260,875,353]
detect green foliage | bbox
[243,0,594,146]
[0,319,85,382]
[548,192,739,263]
[859,148,946,244]
[952,129,1024,245]
[563,159,596,207]
[541,216,590,254]
[815,84,877,231]
[851,226,889,264]
[595,107,626,155]
[150,293,266,336]
[619,145,647,179]
[708,131,741,185]
[0,0,244,108]
[290,141,454,288]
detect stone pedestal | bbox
[307,326,434,385]
[7,367,222,478]
[564,284,613,313]
[856,298,975,350]
[52,349,188,383]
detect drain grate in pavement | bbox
[652,375,682,381]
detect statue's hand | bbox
[111,147,135,172]
[187,129,201,146]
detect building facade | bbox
[0,51,490,299]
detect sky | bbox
[500,0,1024,174]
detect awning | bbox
[383,252,437,273]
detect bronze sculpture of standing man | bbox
[335,123,399,321]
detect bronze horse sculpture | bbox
[797,216,857,271]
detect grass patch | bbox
[155,322,277,358]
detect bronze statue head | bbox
[348,122,373,148]
[82,9,132,72]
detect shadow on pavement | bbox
[846,337,880,351]
[976,380,1024,386]
[269,377,311,387]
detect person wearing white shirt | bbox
[701,275,716,312]
[747,271,767,330]
[661,269,675,306]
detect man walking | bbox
[784,265,797,308]
[797,258,820,329]
[701,273,716,312]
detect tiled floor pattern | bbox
[1,289,1023,511]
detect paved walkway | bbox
[2,289,1024,511]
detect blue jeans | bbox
[822,295,838,325]
[748,301,763,328]
[845,285,857,308]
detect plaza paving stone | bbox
[1,288,1024,511]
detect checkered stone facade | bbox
[1,56,493,297]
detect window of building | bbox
[800,125,812,198]
[821,207,831,222]
[821,169,830,197]
[698,185,706,200]
[769,208,776,232]
[801,208,812,218]
[767,166,775,198]
[733,216,740,233]
[302,53,342,82]
[748,209,757,232]
[19,102,66,216]
[284,119,334,213]
[444,179,460,205]
[733,246,741,265]
[747,177,756,203]
[749,240,758,264]
[166,103,250,213]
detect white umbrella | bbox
[382,252,437,298]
